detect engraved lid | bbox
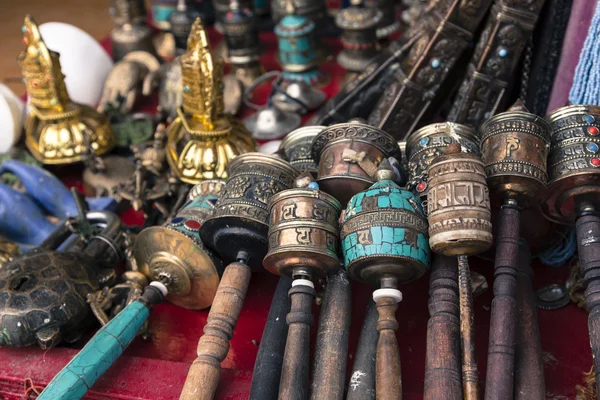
[335,6,382,31]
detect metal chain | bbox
[520,38,534,104]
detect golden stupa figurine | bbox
[19,15,115,165]
[166,18,255,184]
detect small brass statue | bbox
[166,18,255,184]
[19,15,115,165]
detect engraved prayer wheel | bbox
[335,6,382,72]
[221,0,262,63]
[264,185,342,277]
[200,153,299,269]
[544,105,600,224]
[480,101,551,208]
[279,125,325,173]
[406,122,479,197]
[364,0,399,39]
[427,148,493,256]
[312,121,401,205]
[134,180,225,310]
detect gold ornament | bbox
[19,15,115,165]
[166,18,255,184]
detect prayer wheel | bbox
[279,126,325,173]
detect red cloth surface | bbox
[0,29,591,400]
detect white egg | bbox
[0,84,25,146]
[258,140,283,154]
[39,22,114,108]
[0,94,17,153]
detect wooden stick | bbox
[424,255,462,400]
[458,255,479,400]
[249,276,292,400]
[179,262,252,400]
[278,280,316,400]
[347,300,378,400]
[514,244,545,400]
[576,213,600,396]
[375,295,402,400]
[484,206,520,400]
[311,270,352,400]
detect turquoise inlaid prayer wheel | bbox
[341,168,430,286]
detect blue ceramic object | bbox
[37,300,151,400]
[0,183,56,246]
[0,160,116,219]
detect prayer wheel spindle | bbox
[480,101,551,399]
[426,144,493,400]
[263,176,342,400]
[341,161,431,399]
[543,105,600,394]
[179,153,298,400]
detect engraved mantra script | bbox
[428,182,490,213]
[341,210,428,236]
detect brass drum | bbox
[544,105,600,223]
[263,187,341,277]
[427,150,493,257]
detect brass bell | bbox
[134,180,225,310]
[20,15,115,165]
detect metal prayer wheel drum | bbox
[406,122,479,198]
[221,4,261,63]
[341,175,430,285]
[200,153,299,270]
[364,0,399,38]
[426,147,493,257]
[134,180,225,310]
[276,15,318,73]
[544,105,600,223]
[480,105,551,208]
[335,6,381,72]
[212,0,252,24]
[312,121,401,205]
[271,0,327,26]
[263,187,342,277]
[279,125,325,173]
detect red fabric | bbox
[0,29,590,399]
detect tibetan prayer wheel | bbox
[133,180,225,310]
[312,121,401,205]
[544,104,600,394]
[341,162,430,399]
[335,5,382,72]
[479,101,550,399]
[221,0,261,63]
[364,0,399,39]
[180,153,298,400]
[279,125,325,173]
[406,122,479,198]
[426,144,492,399]
[263,179,342,399]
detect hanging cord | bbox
[537,228,577,267]
[569,0,600,105]
[520,38,533,102]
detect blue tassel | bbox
[538,228,577,267]
[569,1,600,105]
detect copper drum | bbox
[406,122,479,197]
[279,126,326,173]
[263,188,342,277]
[480,109,551,208]
[200,153,299,269]
[544,105,600,224]
[427,151,493,257]
[312,121,401,205]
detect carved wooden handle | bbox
[179,262,252,400]
[576,213,600,396]
[424,255,462,400]
[278,280,316,400]
[311,270,351,400]
[375,296,402,400]
[484,206,520,400]
[458,255,480,400]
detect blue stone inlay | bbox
[37,369,89,400]
[430,58,441,69]
[171,217,185,225]
[419,137,429,146]
[308,182,319,190]
[588,143,599,153]
[584,114,596,124]
[498,47,508,57]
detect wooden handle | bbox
[514,244,545,400]
[278,280,316,400]
[458,255,480,400]
[576,213,600,396]
[311,270,352,400]
[484,206,520,400]
[375,296,402,400]
[179,262,252,400]
[249,276,292,400]
[347,300,378,400]
[424,255,462,400]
